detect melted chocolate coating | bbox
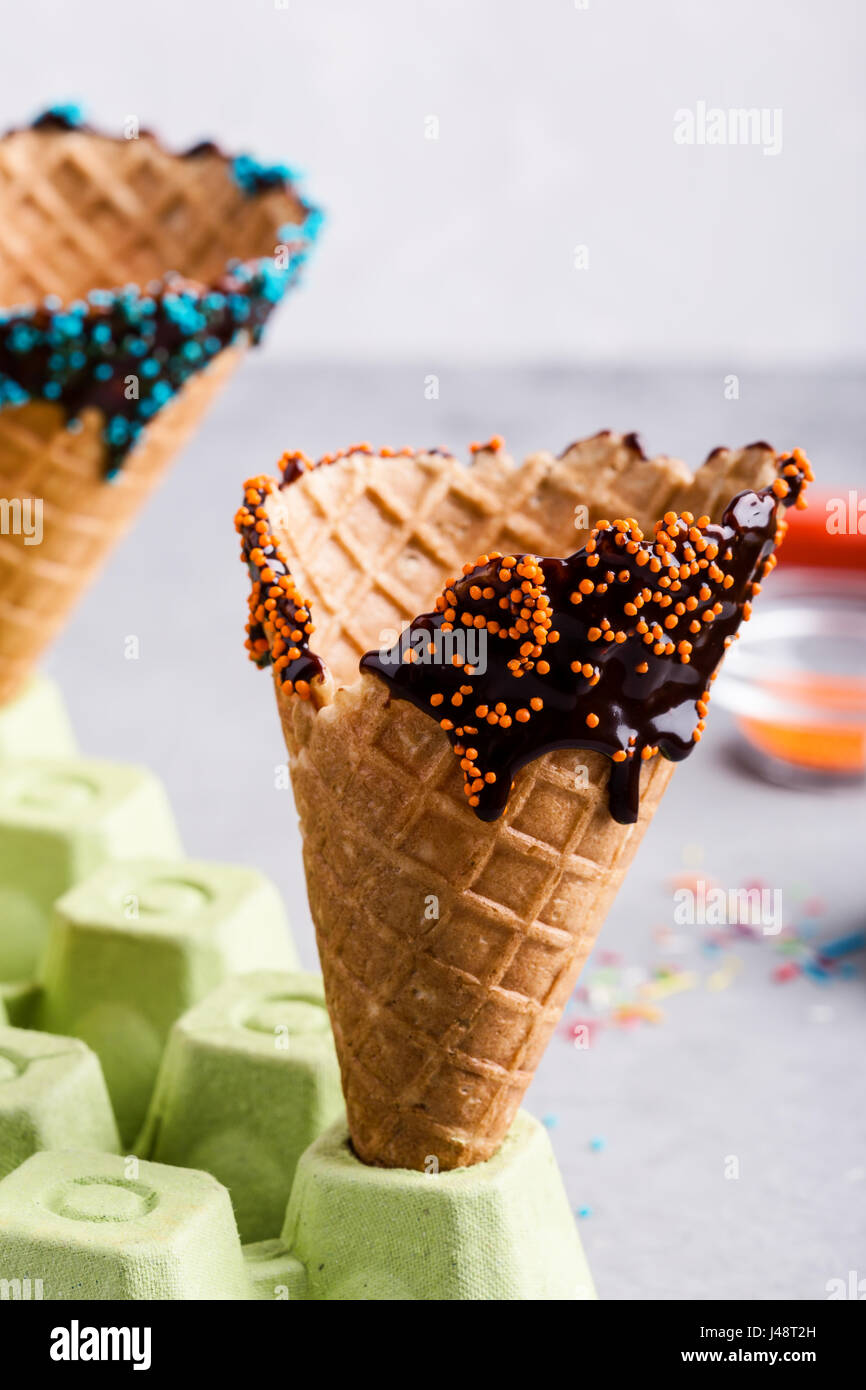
[236,474,324,690]
[0,271,286,473]
[361,456,811,824]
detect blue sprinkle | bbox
[8,324,38,353]
[231,152,294,195]
[819,931,866,961]
[802,961,831,983]
[37,102,86,129]
[52,313,83,340]
[0,374,29,407]
[300,206,325,241]
[228,295,251,321]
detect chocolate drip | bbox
[361,454,812,824]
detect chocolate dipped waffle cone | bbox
[237,434,809,1170]
[0,108,320,703]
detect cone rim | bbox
[0,109,321,315]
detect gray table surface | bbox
[46,360,866,1301]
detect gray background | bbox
[1,0,864,367]
[46,359,866,1301]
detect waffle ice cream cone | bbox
[242,434,783,1170]
[0,113,319,703]
[0,349,240,702]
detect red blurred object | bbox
[779,489,866,570]
[715,482,866,783]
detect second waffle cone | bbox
[0,349,239,703]
[0,125,310,703]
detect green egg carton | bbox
[0,1026,119,1179]
[0,970,343,1301]
[0,980,41,1029]
[280,1110,595,1301]
[138,970,344,1242]
[0,1149,253,1300]
[0,1111,593,1301]
[0,925,590,1300]
[0,757,181,982]
[0,676,77,759]
[242,1238,308,1300]
[38,860,299,1145]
